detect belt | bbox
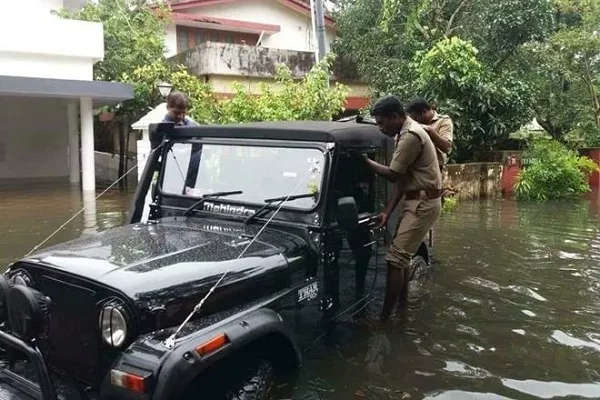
[404,189,444,200]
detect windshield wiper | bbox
[244,193,315,225]
[183,190,243,216]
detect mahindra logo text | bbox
[203,202,256,216]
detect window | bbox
[195,32,205,46]
[226,33,235,44]
[177,29,190,52]
[161,142,325,210]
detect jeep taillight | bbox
[110,369,151,393]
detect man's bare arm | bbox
[423,125,452,153]
[363,156,402,183]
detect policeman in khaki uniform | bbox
[362,96,442,320]
[406,99,454,202]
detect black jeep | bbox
[0,120,431,399]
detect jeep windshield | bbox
[161,141,325,210]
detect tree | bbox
[332,0,556,161]
[510,0,600,147]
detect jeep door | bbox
[323,150,380,320]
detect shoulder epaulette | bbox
[406,129,425,146]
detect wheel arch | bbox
[151,308,301,399]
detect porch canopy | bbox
[0,75,133,108]
[0,75,133,192]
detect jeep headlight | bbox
[99,303,128,348]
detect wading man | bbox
[363,96,442,320]
[406,98,454,201]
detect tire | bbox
[182,355,275,400]
[408,254,430,281]
[406,254,433,300]
[224,358,275,400]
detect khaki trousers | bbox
[385,198,441,269]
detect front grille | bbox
[19,266,134,387]
[39,274,100,383]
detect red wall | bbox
[501,152,522,197]
[580,148,600,188]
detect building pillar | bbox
[82,189,98,236]
[137,130,152,222]
[80,97,95,193]
[67,102,80,183]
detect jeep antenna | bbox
[23,144,165,258]
[163,166,317,348]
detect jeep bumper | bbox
[0,330,84,400]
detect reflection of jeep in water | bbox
[0,121,432,399]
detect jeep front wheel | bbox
[182,356,275,400]
[224,358,274,400]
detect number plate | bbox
[297,281,319,303]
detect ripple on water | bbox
[443,361,493,379]
[521,309,537,317]
[550,330,600,353]
[464,277,502,292]
[423,391,515,400]
[501,378,600,399]
[507,285,548,302]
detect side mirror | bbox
[337,196,359,230]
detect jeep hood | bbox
[22,218,306,299]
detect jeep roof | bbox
[150,120,388,149]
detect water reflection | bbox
[281,194,600,399]
[0,179,133,268]
[1,180,600,399]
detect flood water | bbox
[1,180,600,399]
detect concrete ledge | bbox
[169,42,361,82]
[95,151,138,186]
[446,162,503,200]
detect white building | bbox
[164,0,337,57]
[160,0,370,113]
[0,0,133,193]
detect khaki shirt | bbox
[389,117,442,191]
[426,111,454,167]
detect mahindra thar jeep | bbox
[0,120,432,399]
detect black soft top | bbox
[149,120,388,149]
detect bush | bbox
[514,138,599,201]
[441,196,459,214]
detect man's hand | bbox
[421,124,434,135]
[369,212,389,230]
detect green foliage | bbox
[123,55,349,124]
[409,37,532,161]
[332,0,552,161]
[515,138,599,201]
[508,0,600,147]
[441,196,459,214]
[218,56,348,123]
